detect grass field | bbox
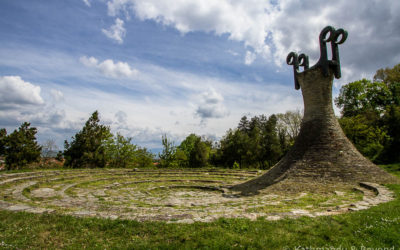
[0,164,399,249]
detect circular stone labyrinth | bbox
[0,169,394,223]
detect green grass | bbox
[381,163,400,178]
[0,165,399,249]
[245,190,364,214]
[0,186,399,249]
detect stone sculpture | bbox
[231,26,398,194]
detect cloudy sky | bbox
[1,0,399,152]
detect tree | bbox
[217,114,283,169]
[379,105,400,163]
[335,63,400,163]
[3,122,42,170]
[376,64,400,163]
[135,147,154,168]
[373,63,400,85]
[176,133,211,168]
[335,80,390,162]
[158,134,176,168]
[64,111,112,168]
[218,129,247,168]
[174,148,188,167]
[104,133,154,168]
[260,115,282,168]
[246,116,263,167]
[238,116,250,133]
[276,110,302,143]
[177,133,199,167]
[389,82,400,106]
[105,133,138,168]
[55,151,64,162]
[335,79,390,117]
[0,128,6,156]
[189,138,211,168]
[339,115,389,161]
[42,139,58,158]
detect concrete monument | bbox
[232,26,398,193]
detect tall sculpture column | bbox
[231,26,397,193]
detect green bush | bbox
[3,122,42,170]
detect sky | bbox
[1,0,400,152]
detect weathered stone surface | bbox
[73,210,96,217]
[0,169,396,223]
[31,188,56,198]
[26,207,55,214]
[12,181,37,201]
[7,204,31,211]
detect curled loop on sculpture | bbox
[286,52,298,66]
[286,52,301,90]
[319,26,335,43]
[330,28,347,78]
[318,26,335,77]
[333,28,347,44]
[298,54,309,69]
[286,25,348,89]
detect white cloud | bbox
[50,89,64,102]
[115,110,127,124]
[106,0,273,56]
[102,18,126,44]
[0,76,73,148]
[0,76,44,109]
[80,56,98,67]
[0,48,303,150]
[226,50,239,57]
[79,56,138,78]
[98,59,137,78]
[245,51,256,65]
[263,0,400,80]
[82,0,91,7]
[104,0,400,74]
[195,88,228,121]
[107,0,130,17]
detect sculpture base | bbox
[230,117,398,194]
[230,67,398,194]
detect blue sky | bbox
[1,0,400,152]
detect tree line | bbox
[335,63,400,163]
[0,109,301,170]
[0,63,399,170]
[0,111,154,170]
[155,110,302,169]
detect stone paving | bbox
[0,169,394,223]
